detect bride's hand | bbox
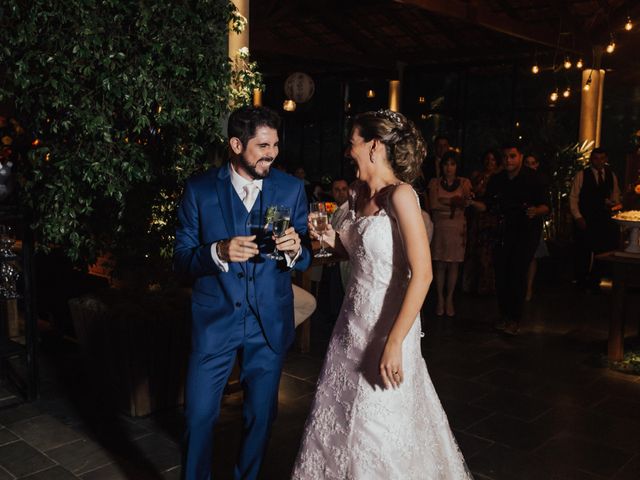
[379,339,403,389]
[307,221,337,248]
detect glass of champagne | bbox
[266,205,291,260]
[309,202,332,258]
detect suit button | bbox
[248,276,253,281]
[235,302,241,307]
[238,272,244,279]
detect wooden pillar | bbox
[253,88,263,107]
[389,80,401,112]
[579,69,605,147]
[228,0,249,60]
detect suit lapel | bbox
[215,165,236,238]
[261,174,277,213]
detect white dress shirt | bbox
[211,164,300,270]
[569,167,620,220]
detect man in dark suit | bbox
[174,106,312,479]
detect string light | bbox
[366,89,376,98]
[562,87,571,98]
[283,99,296,112]
[606,35,616,53]
[583,71,593,91]
[625,16,633,31]
[550,89,559,102]
[563,56,572,69]
[576,58,583,69]
[531,50,539,74]
[418,96,426,104]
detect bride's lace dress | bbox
[291,192,472,479]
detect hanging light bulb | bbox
[606,35,616,53]
[418,96,426,104]
[550,89,559,102]
[563,56,572,69]
[283,99,296,112]
[625,16,633,31]
[584,74,593,91]
[531,64,540,74]
[562,87,571,98]
[366,89,376,98]
[576,58,584,69]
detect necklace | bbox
[440,177,460,193]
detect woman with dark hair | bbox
[464,149,501,294]
[293,110,471,479]
[524,153,549,300]
[428,151,475,316]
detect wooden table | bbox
[595,251,640,361]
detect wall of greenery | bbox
[0,0,260,280]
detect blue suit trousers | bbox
[182,312,285,480]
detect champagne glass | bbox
[266,205,291,260]
[309,202,332,258]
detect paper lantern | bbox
[284,72,315,103]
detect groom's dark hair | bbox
[228,106,281,147]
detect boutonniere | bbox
[264,206,277,226]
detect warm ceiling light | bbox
[625,17,633,31]
[283,99,296,112]
[576,58,583,69]
[606,36,616,53]
[584,76,592,91]
[366,89,376,98]
[418,96,426,104]
[531,64,540,74]
[563,57,572,69]
[562,87,571,98]
[550,90,559,102]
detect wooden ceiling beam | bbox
[394,0,588,55]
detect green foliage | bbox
[0,0,261,278]
[547,140,593,240]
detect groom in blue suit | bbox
[174,106,312,479]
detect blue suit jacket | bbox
[173,165,312,354]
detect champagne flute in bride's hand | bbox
[266,205,291,260]
[309,202,332,258]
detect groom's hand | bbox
[274,227,301,255]
[218,235,259,262]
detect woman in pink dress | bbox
[428,151,478,316]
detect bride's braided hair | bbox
[353,109,426,183]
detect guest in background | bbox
[569,147,621,289]
[422,135,451,210]
[524,153,549,301]
[294,166,310,185]
[463,148,501,294]
[428,151,474,317]
[477,141,550,335]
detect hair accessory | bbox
[375,109,404,126]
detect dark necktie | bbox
[598,170,604,185]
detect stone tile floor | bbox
[0,273,639,479]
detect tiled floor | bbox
[1,266,639,479]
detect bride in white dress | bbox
[291,110,472,479]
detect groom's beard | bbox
[239,154,274,180]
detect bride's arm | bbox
[307,222,349,258]
[379,183,432,389]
